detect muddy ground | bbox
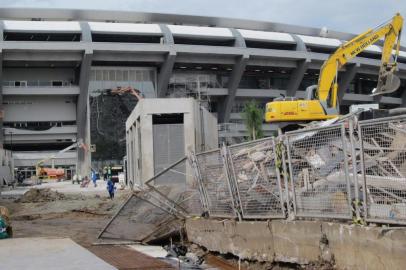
[0,184,335,269]
[0,185,130,248]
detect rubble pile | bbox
[229,139,283,217]
[17,188,66,203]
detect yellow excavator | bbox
[265,13,403,123]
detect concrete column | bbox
[140,114,153,186]
[76,21,93,178]
[158,24,174,44]
[0,52,3,149]
[0,21,4,148]
[230,28,246,47]
[79,21,92,41]
[218,54,249,123]
[156,25,176,98]
[216,29,247,123]
[76,52,92,178]
[291,34,307,52]
[286,59,310,97]
[338,63,359,104]
[286,34,308,97]
[157,51,176,98]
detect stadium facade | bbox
[0,8,405,178]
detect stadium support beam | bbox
[338,63,359,104]
[77,52,92,178]
[77,21,93,177]
[219,54,249,123]
[79,22,92,42]
[286,59,310,97]
[230,28,246,47]
[0,21,4,147]
[159,24,174,44]
[157,51,176,98]
[286,34,308,97]
[156,25,176,98]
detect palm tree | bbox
[242,100,264,140]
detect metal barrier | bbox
[285,123,353,220]
[358,115,406,224]
[228,137,285,219]
[145,157,204,217]
[195,149,238,218]
[138,114,406,225]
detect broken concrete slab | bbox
[185,218,274,262]
[186,218,406,270]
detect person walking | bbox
[107,166,112,179]
[91,170,97,187]
[107,178,116,199]
[103,167,107,181]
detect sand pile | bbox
[17,188,66,203]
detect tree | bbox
[242,100,264,140]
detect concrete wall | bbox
[3,96,76,122]
[13,151,77,167]
[186,219,406,270]
[3,68,76,82]
[126,98,218,187]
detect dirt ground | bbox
[0,182,130,248]
[0,182,334,269]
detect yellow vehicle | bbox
[265,13,403,123]
[35,139,86,180]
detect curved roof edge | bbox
[0,8,358,40]
[0,8,404,50]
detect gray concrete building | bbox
[126,98,218,187]
[0,8,405,177]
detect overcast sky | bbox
[1,0,406,43]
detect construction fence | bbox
[186,114,406,225]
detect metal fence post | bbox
[187,151,210,214]
[221,143,241,220]
[348,118,361,221]
[278,129,291,216]
[226,145,244,219]
[341,123,354,218]
[285,136,297,217]
[357,123,368,223]
[273,137,286,217]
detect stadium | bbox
[0,8,405,178]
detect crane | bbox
[36,139,87,180]
[265,13,403,123]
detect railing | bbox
[3,80,74,87]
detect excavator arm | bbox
[317,13,403,109]
[110,86,143,100]
[265,13,404,124]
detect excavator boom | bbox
[265,13,403,123]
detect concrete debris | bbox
[16,188,66,203]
